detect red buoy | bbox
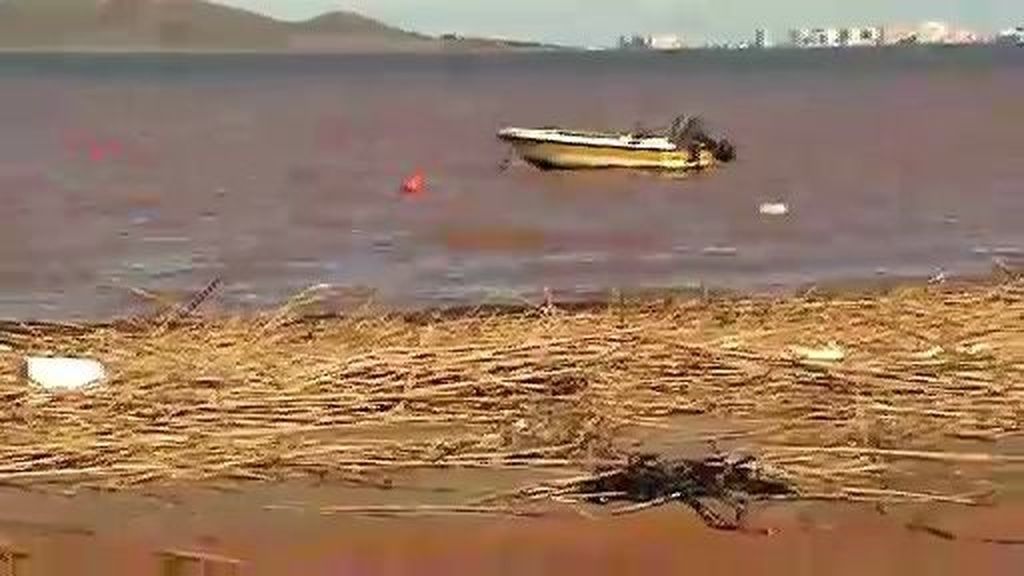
[401,171,425,196]
[87,142,108,163]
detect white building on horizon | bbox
[788,27,843,48]
[997,27,1024,45]
[616,33,685,51]
[916,21,950,44]
[843,27,883,46]
[647,34,684,50]
[880,25,918,45]
[882,21,982,45]
[787,21,984,48]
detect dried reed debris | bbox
[0,279,1021,505]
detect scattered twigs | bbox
[906,521,1024,546]
[840,487,981,506]
[161,277,223,327]
[0,280,1021,506]
[766,446,1024,465]
[142,278,225,331]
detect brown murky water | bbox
[1,48,1023,319]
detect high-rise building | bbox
[804,28,841,47]
[617,35,650,50]
[753,29,771,49]
[786,27,835,47]
[787,28,841,48]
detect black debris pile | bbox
[575,453,794,530]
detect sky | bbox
[214,1,1023,46]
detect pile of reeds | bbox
[0,279,1022,506]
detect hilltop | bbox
[0,0,558,53]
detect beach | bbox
[3,279,1024,573]
[1,47,1023,573]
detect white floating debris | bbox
[702,246,738,257]
[24,357,106,392]
[758,202,789,216]
[789,343,846,363]
[973,247,1022,257]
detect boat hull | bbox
[506,140,715,171]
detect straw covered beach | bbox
[1,278,1023,516]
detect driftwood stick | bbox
[318,504,545,518]
[841,487,981,506]
[610,492,681,516]
[767,446,1024,464]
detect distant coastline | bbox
[0,0,570,55]
[0,43,571,55]
[0,43,1011,58]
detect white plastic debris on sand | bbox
[759,202,789,216]
[789,343,846,363]
[24,357,106,392]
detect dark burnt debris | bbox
[577,453,794,531]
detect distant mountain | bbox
[286,7,434,52]
[0,0,494,52]
[297,11,426,39]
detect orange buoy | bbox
[401,171,425,195]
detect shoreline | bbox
[0,270,1012,327]
[0,43,572,57]
[1,275,1021,494]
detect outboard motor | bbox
[712,139,736,163]
[669,115,736,163]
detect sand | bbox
[1,278,1023,573]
